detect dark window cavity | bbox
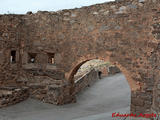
[47,53,55,64]
[28,53,37,63]
[11,50,16,63]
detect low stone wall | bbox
[108,65,121,75]
[27,76,74,105]
[0,86,29,108]
[27,69,99,105]
[75,69,99,94]
[45,84,75,105]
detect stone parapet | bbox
[0,86,29,108]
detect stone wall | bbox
[0,0,159,114]
[0,86,29,108]
[108,65,121,75]
[0,15,24,86]
[27,69,99,105]
[75,69,99,94]
[27,76,74,105]
[151,12,160,114]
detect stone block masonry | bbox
[27,76,74,105]
[75,69,99,94]
[0,0,159,115]
[0,87,29,108]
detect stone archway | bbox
[66,54,144,114]
[67,55,140,90]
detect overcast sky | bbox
[0,0,114,14]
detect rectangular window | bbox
[11,50,16,63]
[47,53,55,64]
[28,53,37,63]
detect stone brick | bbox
[139,0,145,3]
[116,6,127,14]
[99,25,110,32]
[132,98,144,106]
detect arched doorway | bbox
[68,59,133,114]
[68,57,139,91]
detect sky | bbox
[0,0,114,14]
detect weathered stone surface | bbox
[93,12,99,15]
[75,69,99,94]
[139,0,145,3]
[127,4,137,9]
[103,11,109,15]
[116,6,127,14]
[108,65,121,75]
[99,25,110,32]
[0,87,29,108]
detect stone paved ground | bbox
[0,73,132,120]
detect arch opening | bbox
[68,59,132,113]
[68,57,140,91]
